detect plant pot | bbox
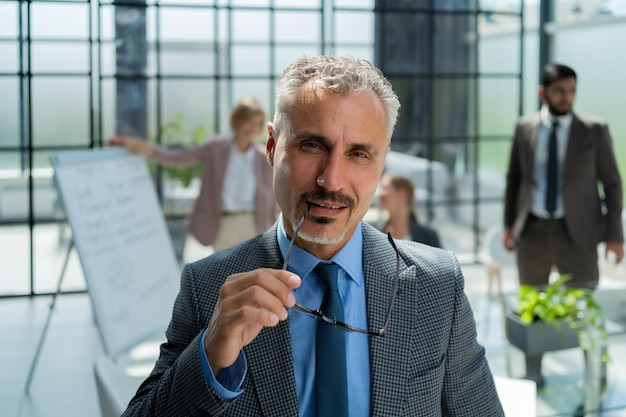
[505,309,580,355]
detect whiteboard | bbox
[52,148,180,357]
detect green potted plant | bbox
[506,274,609,359]
[150,114,208,188]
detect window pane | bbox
[159,8,215,42]
[232,10,269,42]
[232,45,270,76]
[160,80,216,134]
[231,0,269,6]
[99,6,115,40]
[275,12,320,43]
[435,0,477,11]
[479,136,512,179]
[0,225,30,295]
[0,152,30,223]
[31,4,89,39]
[160,43,216,75]
[478,77,519,137]
[0,3,18,38]
[0,42,19,73]
[433,14,471,74]
[431,78,469,137]
[31,42,90,73]
[275,0,321,7]
[100,78,116,139]
[478,25,522,73]
[160,0,217,5]
[100,41,116,76]
[335,0,373,8]
[31,77,91,147]
[0,77,21,147]
[30,151,60,220]
[33,224,86,293]
[334,11,373,44]
[389,77,429,145]
[376,12,431,75]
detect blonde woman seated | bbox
[376,173,442,248]
[109,97,277,252]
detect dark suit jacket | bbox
[504,112,623,250]
[122,223,503,416]
[371,218,442,248]
[410,219,442,248]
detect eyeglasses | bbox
[282,208,399,337]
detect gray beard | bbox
[288,213,351,246]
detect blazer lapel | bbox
[526,113,542,174]
[362,225,416,416]
[244,228,300,417]
[562,114,589,186]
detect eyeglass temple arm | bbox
[282,204,311,270]
[378,232,400,337]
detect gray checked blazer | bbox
[122,222,504,416]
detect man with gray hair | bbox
[122,56,503,416]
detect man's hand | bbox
[204,269,301,376]
[501,228,517,252]
[605,241,624,264]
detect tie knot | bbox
[315,262,340,292]
[552,120,559,129]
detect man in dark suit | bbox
[503,63,624,386]
[122,56,503,416]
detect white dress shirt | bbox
[221,142,256,213]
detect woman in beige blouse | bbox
[109,97,277,253]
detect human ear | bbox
[266,123,276,166]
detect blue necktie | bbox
[546,121,559,217]
[315,263,348,417]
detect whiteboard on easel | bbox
[52,147,180,357]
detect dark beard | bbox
[547,103,569,116]
[546,96,571,116]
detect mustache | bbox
[299,189,355,209]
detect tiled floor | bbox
[2,238,626,417]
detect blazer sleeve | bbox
[151,138,217,168]
[595,123,624,242]
[122,263,231,417]
[504,121,524,229]
[441,253,504,416]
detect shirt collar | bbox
[277,214,364,286]
[540,105,573,130]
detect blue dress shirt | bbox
[199,218,371,417]
[278,219,371,417]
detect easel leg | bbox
[22,240,74,395]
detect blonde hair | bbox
[230,97,266,131]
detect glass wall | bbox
[0,0,525,296]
